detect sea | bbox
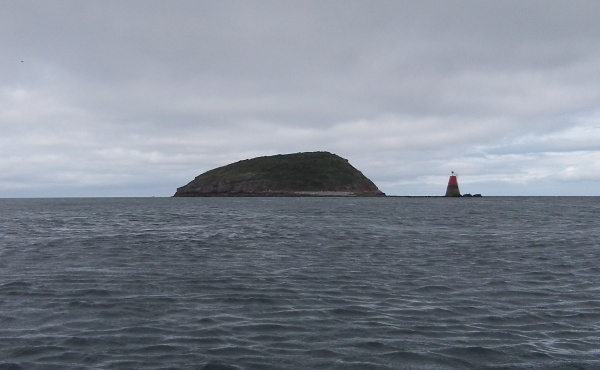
[1,196,599,369]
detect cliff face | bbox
[174,151,385,197]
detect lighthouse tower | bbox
[445,171,461,197]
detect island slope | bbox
[174,151,385,197]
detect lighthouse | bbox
[445,171,461,197]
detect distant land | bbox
[174,151,385,197]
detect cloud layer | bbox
[2,1,600,196]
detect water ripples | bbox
[1,197,600,369]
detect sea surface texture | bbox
[1,197,599,369]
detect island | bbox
[173,151,385,197]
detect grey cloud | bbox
[2,1,600,196]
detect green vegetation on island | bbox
[174,151,385,197]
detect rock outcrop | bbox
[174,151,385,197]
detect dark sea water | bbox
[1,197,599,369]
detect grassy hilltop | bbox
[174,151,385,197]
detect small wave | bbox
[0,362,26,370]
[207,346,265,357]
[329,359,396,370]
[355,341,398,352]
[246,334,286,343]
[0,281,34,296]
[440,345,508,364]
[303,348,339,358]
[117,325,173,336]
[483,279,510,287]
[174,336,228,346]
[328,306,372,317]
[9,345,66,360]
[382,350,454,368]
[68,300,115,309]
[69,288,113,297]
[390,306,462,320]
[139,344,185,354]
[0,281,32,290]
[199,362,243,370]
[218,295,278,305]
[59,336,92,347]
[265,308,324,319]
[231,322,307,335]
[413,284,455,293]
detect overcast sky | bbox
[2,1,600,197]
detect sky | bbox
[2,1,600,197]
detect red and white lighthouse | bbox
[445,171,461,197]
